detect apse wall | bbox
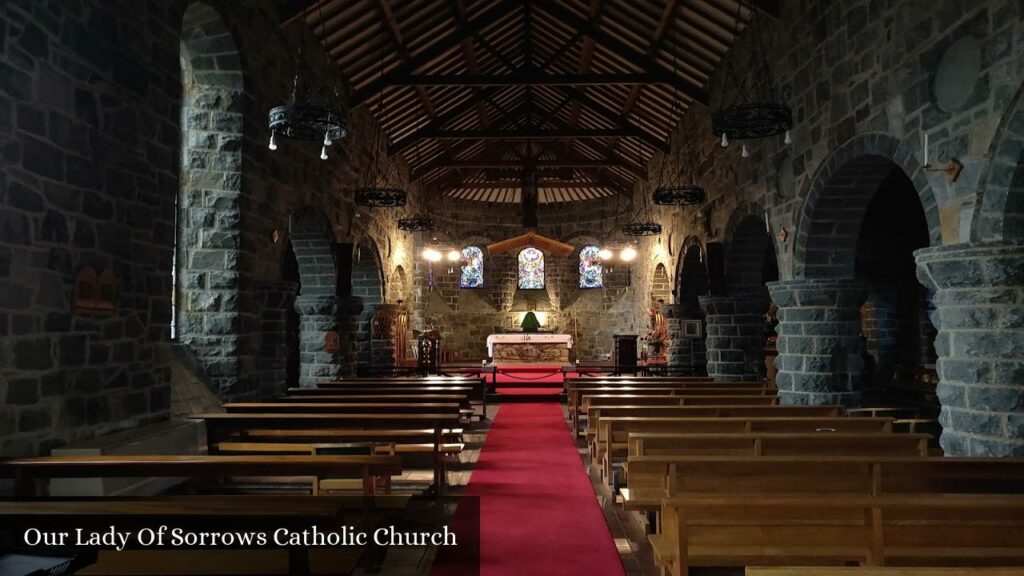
[0,0,422,457]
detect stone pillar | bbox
[294,295,342,388]
[665,303,707,376]
[699,295,767,381]
[915,242,1024,456]
[767,279,867,407]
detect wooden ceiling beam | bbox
[554,85,668,153]
[440,160,627,169]
[535,0,706,104]
[381,72,675,87]
[351,0,520,106]
[278,0,318,25]
[451,180,621,189]
[427,128,646,141]
[375,0,437,120]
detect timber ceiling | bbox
[280,0,778,204]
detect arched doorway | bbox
[855,169,935,403]
[782,134,941,407]
[175,1,244,395]
[670,237,709,376]
[340,241,387,374]
[706,210,780,381]
[290,209,341,387]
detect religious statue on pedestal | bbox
[644,301,670,359]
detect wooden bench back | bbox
[583,394,778,409]
[624,456,1024,512]
[287,386,473,395]
[594,416,894,485]
[569,385,772,411]
[746,568,1024,576]
[584,405,841,438]
[655,493,1024,576]
[629,432,931,458]
[221,402,463,415]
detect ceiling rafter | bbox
[351,0,521,106]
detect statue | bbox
[644,302,669,358]
[521,311,541,333]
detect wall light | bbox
[598,248,614,260]
[446,250,460,262]
[423,248,442,262]
[620,247,638,262]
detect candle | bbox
[923,131,929,166]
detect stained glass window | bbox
[460,245,484,288]
[579,245,603,288]
[517,247,545,290]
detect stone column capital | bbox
[698,294,769,316]
[915,241,1024,292]
[767,278,867,309]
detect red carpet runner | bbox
[446,403,625,575]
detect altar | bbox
[486,334,573,364]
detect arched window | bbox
[579,245,603,288]
[460,246,484,288]
[517,247,545,289]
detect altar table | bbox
[486,334,573,364]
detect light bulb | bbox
[784,129,792,145]
[423,248,442,262]
[446,250,460,262]
[323,128,332,147]
[598,249,613,260]
[620,247,637,262]
[320,145,328,160]
[268,130,277,151]
[741,144,749,158]
[720,132,729,148]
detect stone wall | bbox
[0,0,419,457]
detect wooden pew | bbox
[286,387,473,395]
[274,394,469,404]
[0,455,402,499]
[614,432,929,491]
[747,568,1024,576]
[577,394,778,435]
[582,404,841,440]
[629,433,930,459]
[622,455,1024,512]
[195,413,459,495]
[222,402,463,415]
[569,386,773,432]
[314,379,487,415]
[0,495,409,575]
[651,493,1024,576]
[595,416,894,475]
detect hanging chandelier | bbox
[712,0,792,153]
[624,105,662,237]
[355,187,407,207]
[653,23,706,207]
[622,222,663,237]
[397,215,435,231]
[355,43,407,208]
[653,185,706,206]
[267,3,346,159]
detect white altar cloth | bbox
[486,333,573,357]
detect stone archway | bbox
[700,208,780,381]
[341,240,387,373]
[793,134,941,279]
[774,134,940,406]
[972,79,1024,243]
[175,1,245,396]
[667,236,709,376]
[289,208,341,387]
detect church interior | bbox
[1,0,1024,574]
